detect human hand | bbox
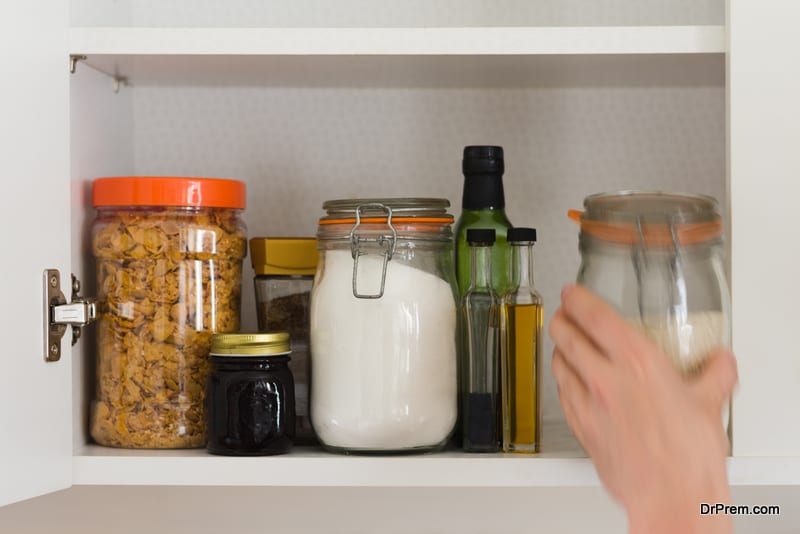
[549,284,737,534]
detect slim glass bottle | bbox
[462,228,500,453]
[501,228,543,453]
[454,146,513,297]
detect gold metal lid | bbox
[250,237,318,276]
[210,332,291,356]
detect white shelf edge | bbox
[726,457,800,487]
[72,448,800,488]
[69,26,725,56]
[72,446,599,487]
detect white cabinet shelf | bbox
[72,421,590,487]
[71,449,800,488]
[74,53,724,89]
[69,413,798,489]
[70,26,725,56]
[69,26,724,88]
[73,447,598,487]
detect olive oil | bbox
[501,227,543,453]
[503,302,543,452]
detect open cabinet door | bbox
[0,1,72,505]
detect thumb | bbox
[692,348,738,412]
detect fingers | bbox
[560,284,653,364]
[692,348,738,412]
[552,349,593,447]
[549,308,613,390]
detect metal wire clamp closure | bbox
[349,203,397,299]
[632,214,685,320]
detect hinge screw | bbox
[49,275,58,288]
[49,343,59,356]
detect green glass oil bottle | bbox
[453,146,512,448]
[454,146,513,297]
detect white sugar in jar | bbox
[310,199,458,453]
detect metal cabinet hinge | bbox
[44,269,96,362]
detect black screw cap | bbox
[463,146,504,175]
[466,228,496,244]
[508,227,537,243]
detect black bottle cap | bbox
[461,146,506,210]
[466,228,496,244]
[463,146,504,175]
[508,227,537,243]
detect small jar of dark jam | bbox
[207,332,296,456]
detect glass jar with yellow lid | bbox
[250,237,318,443]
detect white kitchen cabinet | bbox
[1,1,799,532]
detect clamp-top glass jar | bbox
[571,191,730,376]
[310,198,458,453]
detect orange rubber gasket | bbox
[319,217,454,225]
[568,210,722,246]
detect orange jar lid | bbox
[93,176,246,209]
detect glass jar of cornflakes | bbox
[90,177,247,448]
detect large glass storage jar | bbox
[572,191,730,376]
[90,176,247,448]
[311,198,458,453]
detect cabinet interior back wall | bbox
[70,61,725,447]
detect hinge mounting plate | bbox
[44,269,96,362]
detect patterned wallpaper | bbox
[130,82,726,426]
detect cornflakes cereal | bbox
[90,208,246,448]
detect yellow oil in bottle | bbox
[503,302,543,453]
